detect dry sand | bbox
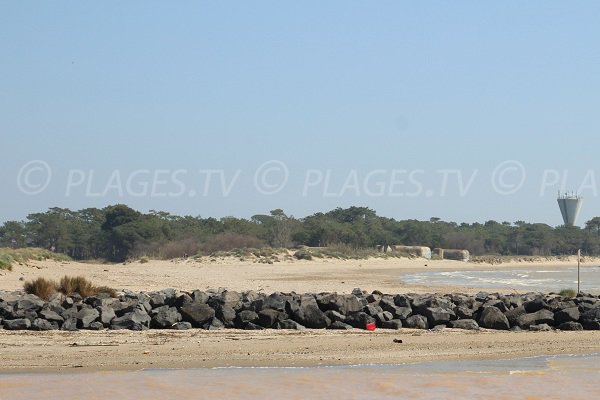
[1,256,599,372]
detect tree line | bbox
[1,204,600,262]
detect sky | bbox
[1,2,600,226]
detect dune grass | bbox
[0,247,71,271]
[24,276,117,300]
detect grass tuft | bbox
[23,277,58,300]
[559,288,577,298]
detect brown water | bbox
[1,354,599,400]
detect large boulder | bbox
[76,307,100,329]
[554,307,580,325]
[523,298,548,313]
[3,318,31,330]
[235,310,259,328]
[15,294,45,313]
[257,309,288,328]
[97,306,116,327]
[39,309,64,324]
[150,306,182,329]
[111,309,151,330]
[558,321,584,331]
[345,312,375,329]
[449,319,480,330]
[32,318,57,331]
[516,309,554,329]
[424,307,456,327]
[505,306,527,327]
[61,317,78,331]
[294,298,330,329]
[213,304,237,328]
[404,315,428,329]
[478,307,510,330]
[179,300,215,328]
[277,319,306,330]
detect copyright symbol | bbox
[491,160,526,195]
[254,160,289,195]
[17,160,52,195]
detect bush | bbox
[0,253,13,271]
[140,256,149,264]
[294,249,313,260]
[559,288,577,298]
[58,276,102,298]
[23,277,57,300]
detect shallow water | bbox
[1,354,599,400]
[403,266,600,292]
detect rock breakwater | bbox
[1,289,599,332]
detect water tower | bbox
[557,192,583,226]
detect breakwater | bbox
[1,288,599,331]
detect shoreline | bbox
[2,329,600,373]
[2,256,600,374]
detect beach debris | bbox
[393,338,403,344]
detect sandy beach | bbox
[1,256,599,373]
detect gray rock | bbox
[32,318,57,331]
[516,309,554,329]
[150,306,182,329]
[295,299,330,329]
[61,317,78,331]
[3,318,31,330]
[88,321,104,330]
[363,304,383,317]
[324,310,346,323]
[449,319,480,330]
[244,322,265,330]
[329,321,353,330]
[205,317,225,330]
[15,294,45,312]
[554,307,580,325]
[277,319,306,330]
[345,312,375,329]
[455,306,474,319]
[404,315,428,329]
[235,310,259,327]
[424,307,456,327]
[478,307,510,330]
[191,290,209,303]
[381,319,403,330]
[149,293,166,308]
[257,309,288,328]
[39,309,64,324]
[530,323,552,332]
[558,321,583,331]
[111,310,151,330]
[171,322,192,330]
[98,306,116,327]
[505,306,527,327]
[523,298,548,313]
[375,311,394,325]
[213,304,237,328]
[76,307,100,328]
[179,300,215,328]
[394,294,411,308]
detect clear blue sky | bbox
[2,2,599,226]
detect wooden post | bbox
[577,249,581,294]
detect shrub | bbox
[294,249,313,260]
[58,276,97,298]
[140,256,149,264]
[0,253,13,271]
[23,277,57,300]
[559,288,577,298]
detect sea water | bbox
[403,266,600,292]
[1,354,599,400]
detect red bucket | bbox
[365,322,376,331]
